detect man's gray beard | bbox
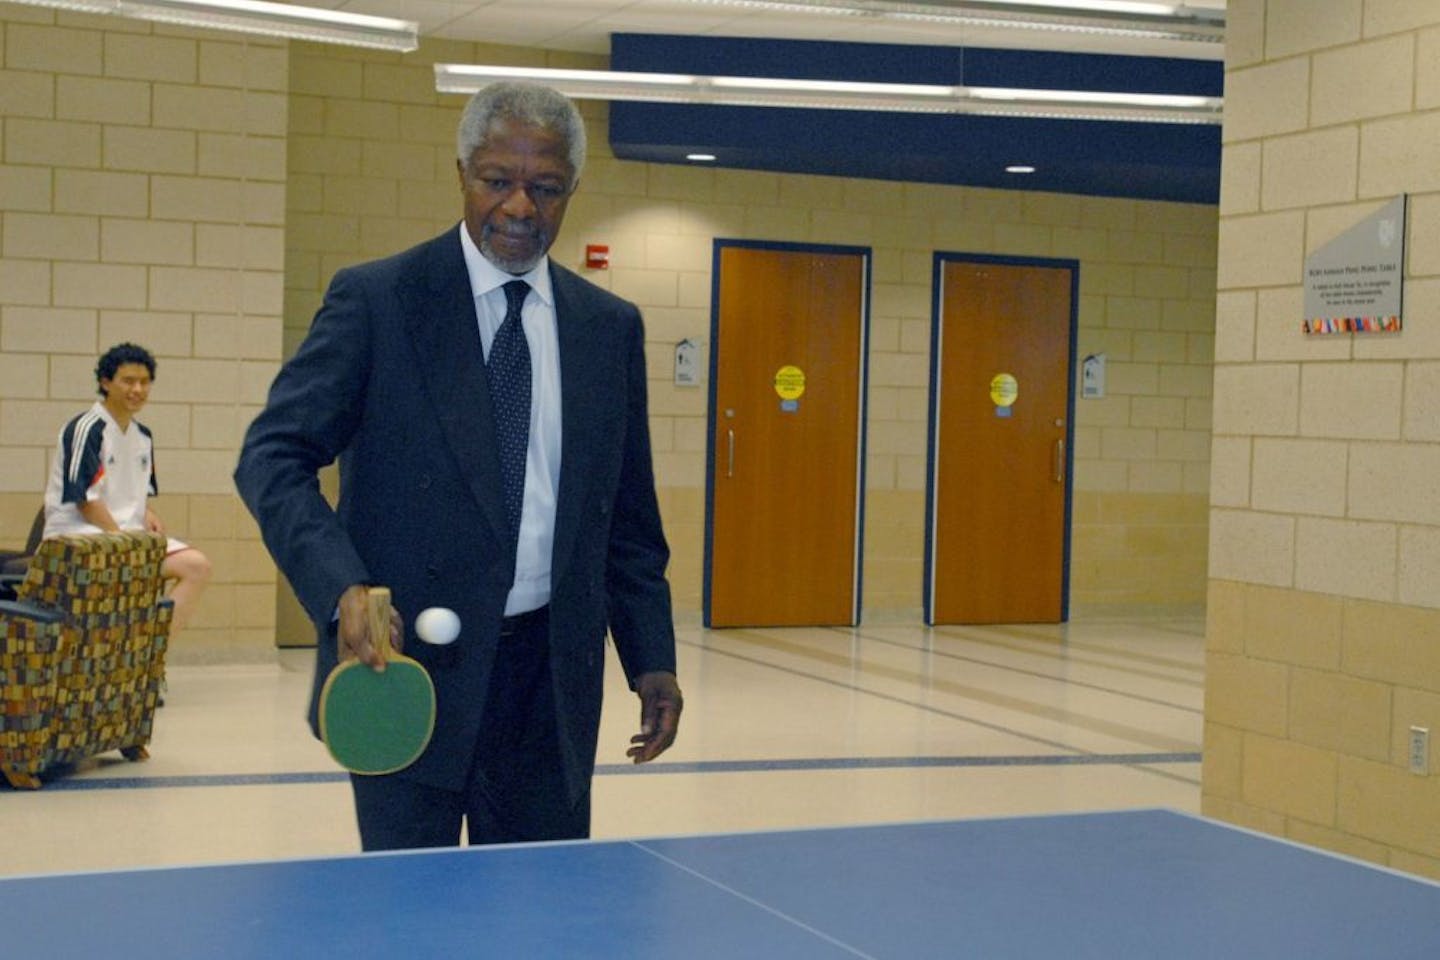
[481,229,547,275]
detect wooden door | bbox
[706,243,868,627]
[927,256,1075,624]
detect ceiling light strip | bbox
[675,0,1224,43]
[7,0,419,51]
[434,64,1223,125]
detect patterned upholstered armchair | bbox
[0,532,172,789]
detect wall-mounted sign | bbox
[1303,195,1405,335]
[1082,353,1106,399]
[674,339,701,386]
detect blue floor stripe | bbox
[8,752,1200,792]
[601,752,1202,775]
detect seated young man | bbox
[42,342,211,640]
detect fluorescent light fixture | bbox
[434,64,1223,125]
[687,153,718,161]
[969,86,1216,109]
[7,0,419,51]
[1005,165,1037,173]
[673,0,1224,44]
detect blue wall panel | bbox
[608,34,1221,204]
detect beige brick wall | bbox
[281,43,1216,622]
[1205,0,1440,880]
[0,6,285,662]
[1,9,1216,659]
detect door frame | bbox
[703,238,873,627]
[923,251,1079,624]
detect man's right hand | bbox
[336,584,404,672]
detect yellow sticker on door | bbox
[989,373,1018,407]
[774,365,806,400]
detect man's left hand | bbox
[627,671,682,764]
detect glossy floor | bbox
[0,614,1204,878]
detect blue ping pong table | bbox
[3,808,1438,958]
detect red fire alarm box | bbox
[585,244,610,269]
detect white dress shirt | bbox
[459,222,562,616]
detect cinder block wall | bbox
[282,40,1217,625]
[1204,0,1440,879]
[0,6,1217,661]
[0,6,285,661]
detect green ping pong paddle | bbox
[319,587,435,775]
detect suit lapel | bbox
[550,266,605,587]
[401,231,510,543]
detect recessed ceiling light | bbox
[1006,165,1037,173]
[687,153,718,161]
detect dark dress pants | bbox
[350,606,590,850]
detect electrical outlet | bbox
[1408,726,1429,776]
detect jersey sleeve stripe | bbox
[61,411,105,501]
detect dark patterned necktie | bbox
[488,279,531,539]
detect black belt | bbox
[499,605,548,637]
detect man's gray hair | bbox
[456,82,587,183]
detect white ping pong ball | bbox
[415,607,461,646]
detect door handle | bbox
[1054,438,1064,483]
[727,429,735,478]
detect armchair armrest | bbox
[0,599,63,625]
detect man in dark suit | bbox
[234,82,682,851]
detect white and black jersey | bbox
[43,400,158,540]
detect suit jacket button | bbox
[419,474,432,490]
[426,565,439,579]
